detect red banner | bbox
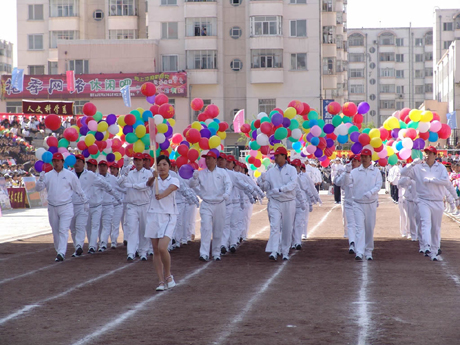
[1,72,187,99]
[22,100,74,115]
[8,188,26,209]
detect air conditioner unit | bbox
[398,94,404,99]
[373,40,377,44]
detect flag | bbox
[120,85,131,107]
[11,68,24,92]
[447,111,457,129]
[66,70,75,92]
[233,109,245,133]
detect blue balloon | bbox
[309,119,318,127]
[310,137,320,146]
[292,142,301,150]
[142,111,153,122]
[395,141,403,152]
[428,131,438,142]
[133,120,144,129]
[337,134,348,144]
[65,155,76,167]
[42,151,53,163]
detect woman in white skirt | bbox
[145,155,180,291]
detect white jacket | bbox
[350,164,382,204]
[120,168,152,206]
[189,167,232,204]
[259,163,298,202]
[71,169,117,206]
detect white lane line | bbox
[249,225,269,239]
[0,262,57,286]
[212,253,297,345]
[307,204,339,238]
[0,263,135,326]
[0,229,52,244]
[441,261,460,287]
[0,247,52,262]
[356,261,371,345]
[252,207,267,217]
[71,262,212,345]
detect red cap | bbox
[75,154,85,162]
[219,152,227,160]
[291,159,302,167]
[361,149,372,156]
[98,160,108,166]
[52,153,64,161]
[301,163,306,169]
[350,154,361,161]
[106,162,113,167]
[424,146,437,155]
[142,153,151,160]
[274,147,288,156]
[87,159,98,165]
[133,153,143,160]
[170,160,177,167]
[226,154,236,162]
[240,162,247,169]
[202,151,217,159]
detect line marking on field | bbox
[0,262,57,286]
[0,229,53,244]
[0,247,52,262]
[307,204,339,238]
[252,207,267,217]
[71,262,212,345]
[0,262,136,326]
[441,261,460,287]
[356,261,371,345]
[212,252,297,345]
[249,225,269,239]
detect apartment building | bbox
[347,27,433,127]
[433,9,460,65]
[0,40,13,76]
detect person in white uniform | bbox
[350,149,382,261]
[331,158,344,204]
[109,161,126,249]
[119,152,152,261]
[259,146,298,261]
[36,152,88,262]
[400,146,459,261]
[388,162,402,203]
[189,151,232,261]
[398,176,419,242]
[144,155,180,291]
[335,154,361,254]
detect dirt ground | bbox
[1,194,460,345]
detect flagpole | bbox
[148,118,159,195]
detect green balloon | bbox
[102,151,107,156]
[88,131,96,136]
[362,128,371,134]
[289,119,299,130]
[332,115,342,127]
[309,110,319,120]
[399,120,407,129]
[269,110,278,118]
[342,116,352,124]
[262,158,271,167]
[125,132,138,144]
[91,152,100,159]
[407,121,419,129]
[249,140,261,150]
[317,119,325,128]
[250,164,257,171]
[274,127,288,140]
[320,131,326,137]
[245,155,250,162]
[141,134,150,146]
[302,120,310,129]
[208,121,219,131]
[130,110,141,121]
[260,117,271,124]
[288,137,298,143]
[58,138,69,148]
[348,125,359,134]
[388,154,398,165]
[250,120,256,131]
[93,111,103,122]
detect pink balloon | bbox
[58,147,68,153]
[87,120,98,132]
[377,149,388,159]
[430,120,442,133]
[310,125,322,137]
[306,145,317,154]
[399,148,411,160]
[249,149,258,157]
[198,157,207,169]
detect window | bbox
[161,22,178,39]
[336,12,343,25]
[6,102,22,113]
[336,36,343,49]
[425,84,433,93]
[68,60,89,74]
[395,38,404,46]
[230,26,242,39]
[28,34,43,50]
[379,84,395,93]
[348,34,364,46]
[443,41,453,49]
[28,65,45,75]
[290,0,307,3]
[396,101,404,109]
[322,0,333,12]
[396,70,404,78]
[322,57,336,75]
[193,99,211,120]
[185,18,217,37]
[415,38,423,46]
[379,52,395,61]
[251,49,283,68]
[161,55,178,72]
[425,52,433,61]
[396,85,404,94]
[250,16,282,36]
[28,4,44,20]
[74,100,89,115]
[443,22,453,31]
[379,68,394,77]
[350,69,364,78]
[49,30,79,48]
[396,54,404,62]
[186,0,216,2]
[48,61,58,74]
[415,101,423,109]
[415,85,424,94]
[379,33,394,45]
[380,100,395,109]
[186,50,217,69]
[349,53,364,62]
[109,0,136,15]
[290,20,307,37]
[322,26,334,43]
[109,29,137,39]
[290,53,306,70]
[258,99,276,114]
[230,59,243,71]
[425,67,433,77]
[93,10,104,20]
[415,70,423,78]
[349,84,364,94]
[230,0,242,6]
[415,54,424,62]
[336,60,343,72]
[425,32,433,45]
[50,0,79,17]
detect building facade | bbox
[0,40,13,76]
[433,9,460,65]
[347,27,433,127]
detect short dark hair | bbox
[156,155,171,166]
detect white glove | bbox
[423,177,432,183]
[240,202,245,210]
[115,197,122,204]
[192,170,199,179]
[301,204,306,211]
[84,203,89,212]
[123,159,130,167]
[346,164,352,173]
[309,204,313,212]
[39,171,46,181]
[363,192,372,199]
[413,158,423,165]
[223,193,229,201]
[124,183,134,188]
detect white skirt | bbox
[144,213,177,239]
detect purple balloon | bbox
[180,141,190,148]
[326,138,334,148]
[300,152,307,158]
[357,102,370,115]
[200,128,212,139]
[323,124,335,134]
[314,148,323,158]
[164,126,173,138]
[179,164,194,179]
[210,148,220,157]
[95,132,104,141]
[48,146,58,154]
[318,155,327,162]
[271,113,283,126]
[306,133,314,142]
[80,125,89,136]
[160,140,170,150]
[82,149,90,158]
[34,160,44,172]
[391,129,400,139]
[282,117,291,128]
[146,95,156,105]
[81,116,87,126]
[123,125,133,134]
[106,114,117,125]
[351,142,363,154]
[251,130,258,140]
[350,131,360,143]
[417,139,425,150]
[107,153,116,162]
[269,135,281,146]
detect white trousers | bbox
[70,203,89,249]
[221,202,233,249]
[342,201,356,244]
[125,203,149,257]
[122,203,127,242]
[230,203,244,246]
[341,203,348,238]
[418,199,443,257]
[406,200,419,241]
[172,202,186,242]
[99,204,114,248]
[185,203,197,240]
[111,203,124,245]
[200,200,226,258]
[292,206,307,246]
[241,202,253,239]
[48,203,74,256]
[265,199,296,257]
[353,201,377,257]
[86,205,102,250]
[399,199,408,237]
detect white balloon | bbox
[156,133,166,144]
[103,147,112,154]
[291,128,302,140]
[363,144,374,153]
[35,147,46,160]
[153,115,164,125]
[257,112,268,119]
[398,129,407,140]
[337,124,348,136]
[256,133,269,146]
[418,122,430,133]
[205,119,213,125]
[402,137,413,150]
[108,124,119,135]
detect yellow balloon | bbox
[137,107,144,115]
[167,147,172,154]
[167,118,176,127]
[386,146,394,156]
[114,152,122,160]
[372,152,379,161]
[217,131,227,140]
[370,137,382,148]
[117,115,126,126]
[254,171,261,178]
[157,123,168,134]
[284,107,296,119]
[191,121,201,130]
[117,126,123,137]
[330,152,337,160]
[273,143,284,151]
[85,133,96,146]
[191,143,201,151]
[383,119,391,131]
[369,128,380,139]
[133,140,144,153]
[135,125,147,137]
[256,151,262,160]
[420,111,433,122]
[71,125,79,132]
[209,135,221,149]
[387,117,400,129]
[409,109,422,122]
[103,131,109,141]
[97,121,108,132]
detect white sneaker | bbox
[365,255,373,261]
[451,210,459,216]
[140,255,147,261]
[301,234,307,240]
[269,252,277,261]
[282,254,290,261]
[166,275,176,288]
[156,282,166,291]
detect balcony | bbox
[249,0,283,16]
[49,16,79,31]
[323,43,337,57]
[107,16,138,30]
[188,69,218,84]
[322,12,336,26]
[250,69,284,83]
[249,36,283,50]
[184,1,217,17]
[323,74,338,89]
[185,37,218,50]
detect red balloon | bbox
[112,138,122,150]
[205,104,219,118]
[378,158,388,167]
[124,114,136,126]
[342,102,358,116]
[159,103,175,119]
[42,163,53,172]
[63,128,79,142]
[176,156,188,168]
[88,144,98,155]
[379,127,389,141]
[248,156,256,164]
[419,131,430,140]
[438,124,452,139]
[199,138,210,150]
[177,144,189,156]
[288,100,304,115]
[260,122,273,135]
[197,113,207,122]
[399,108,411,121]
[45,114,62,131]
[46,136,58,147]
[254,119,261,129]
[358,133,370,146]
[405,128,417,140]
[150,104,160,115]
[125,144,134,157]
[432,112,440,121]
[118,147,125,156]
[327,102,342,115]
[353,113,364,124]
[77,141,87,150]
[188,149,199,162]
[241,124,251,133]
[317,137,327,149]
[82,103,97,116]
[260,145,270,155]
[320,158,330,168]
[374,145,384,152]
[324,147,334,157]
[155,93,169,106]
[186,128,201,144]
[300,103,311,116]
[191,98,204,111]
[253,159,262,168]
[326,133,337,140]
[190,162,199,170]
[76,118,83,128]
[141,82,156,97]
